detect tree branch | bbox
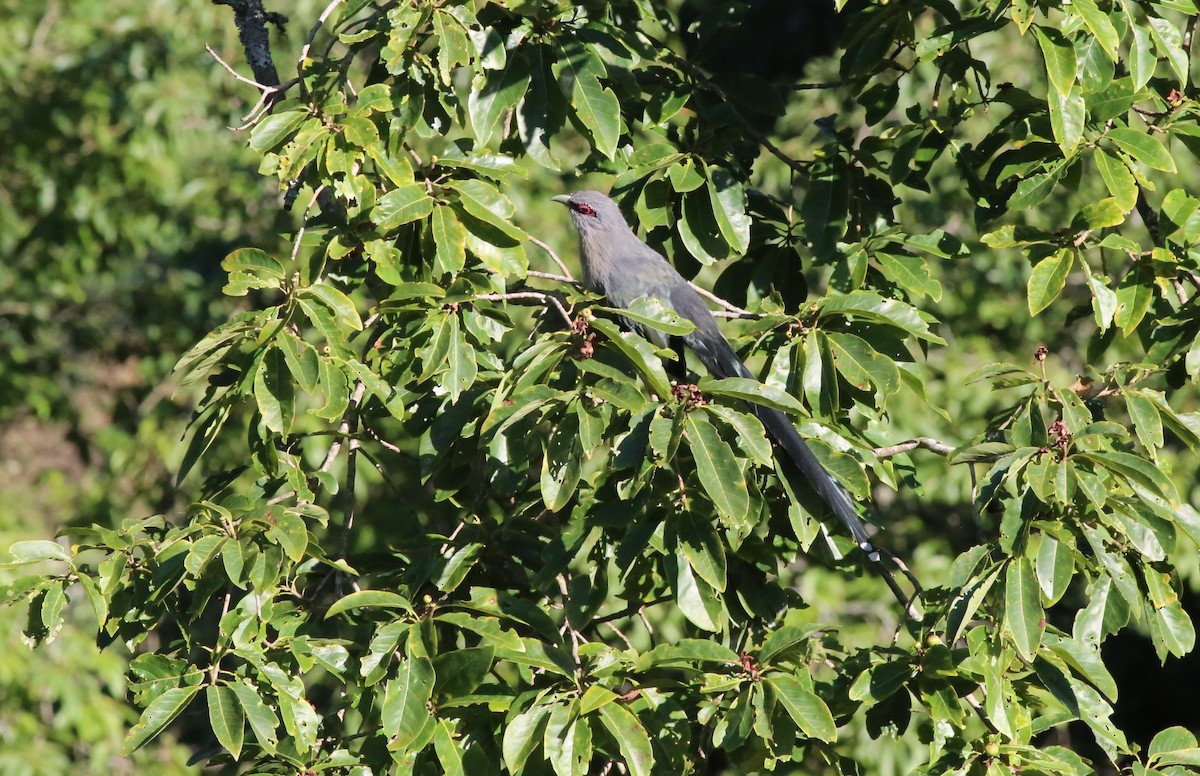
[873,437,956,458]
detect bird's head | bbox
[551,190,632,237]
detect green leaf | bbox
[635,639,740,671]
[1076,198,1125,230]
[444,315,478,402]
[874,252,942,300]
[277,331,320,393]
[1126,390,1164,454]
[596,702,655,776]
[704,166,751,254]
[677,511,727,592]
[1147,16,1189,86]
[433,718,466,776]
[1034,26,1077,96]
[325,589,414,619]
[1010,166,1065,210]
[1027,249,1074,315]
[1005,557,1045,662]
[433,647,494,697]
[767,674,837,742]
[1035,534,1074,605]
[1154,600,1196,657]
[674,552,724,631]
[825,331,901,395]
[699,376,805,415]
[503,701,550,775]
[819,290,944,343]
[685,414,750,528]
[757,625,820,666]
[1113,262,1154,335]
[1129,23,1156,90]
[300,283,364,331]
[704,405,772,465]
[598,296,696,336]
[123,685,202,754]
[541,412,583,512]
[207,685,245,760]
[266,509,308,562]
[254,347,295,434]
[802,164,849,259]
[546,708,592,776]
[222,248,286,296]
[383,657,436,750]
[579,685,618,715]
[231,680,279,754]
[571,72,621,159]
[468,54,531,146]
[1083,451,1178,502]
[1108,128,1177,172]
[431,205,467,275]
[249,110,310,152]
[8,540,71,564]
[589,317,672,398]
[373,184,435,231]
[1071,0,1119,60]
[1048,85,1086,155]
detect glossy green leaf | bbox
[1036,534,1075,606]
[468,55,531,146]
[300,283,364,331]
[571,72,620,159]
[231,680,279,754]
[382,657,435,750]
[767,674,837,742]
[254,347,295,434]
[503,701,550,775]
[589,317,672,398]
[8,540,71,564]
[825,331,901,395]
[705,166,751,254]
[123,685,202,754]
[1113,262,1154,335]
[596,702,654,776]
[677,511,727,592]
[685,414,750,528]
[699,376,805,415]
[1027,249,1074,315]
[373,184,435,231]
[674,552,723,631]
[1005,557,1045,661]
[1034,26,1077,96]
[1108,128,1177,173]
[1072,0,1119,60]
[636,639,740,671]
[207,685,245,760]
[598,296,696,336]
[325,589,414,619]
[431,204,467,276]
[222,248,286,296]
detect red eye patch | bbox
[574,203,597,217]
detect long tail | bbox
[702,333,921,614]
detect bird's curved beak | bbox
[551,195,571,206]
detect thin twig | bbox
[526,269,579,286]
[873,437,956,458]
[688,281,758,318]
[476,291,573,328]
[205,43,297,128]
[206,43,271,90]
[528,235,575,280]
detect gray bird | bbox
[553,190,913,606]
